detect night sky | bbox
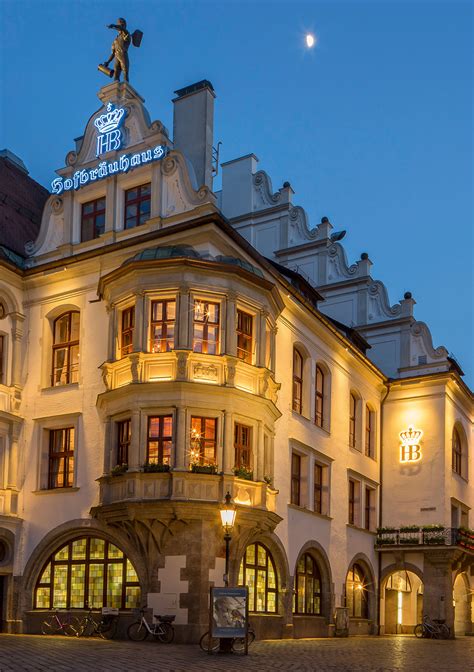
[1,0,472,385]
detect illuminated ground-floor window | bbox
[34,537,141,610]
[345,563,368,618]
[238,542,278,613]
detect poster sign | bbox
[210,587,248,639]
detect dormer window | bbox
[81,197,106,241]
[124,183,151,229]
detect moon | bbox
[306,34,315,48]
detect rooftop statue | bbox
[98,18,143,83]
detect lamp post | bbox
[220,491,236,587]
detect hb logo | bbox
[96,129,122,156]
[400,444,422,462]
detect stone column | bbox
[423,550,457,637]
[226,292,237,357]
[174,405,186,470]
[150,161,162,220]
[129,409,141,471]
[177,285,190,349]
[223,410,233,474]
[10,313,24,388]
[257,310,268,367]
[6,424,20,489]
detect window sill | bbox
[452,471,469,484]
[41,383,79,393]
[288,503,332,520]
[291,410,311,422]
[314,424,331,437]
[33,487,80,495]
[346,523,376,536]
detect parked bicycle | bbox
[199,626,256,653]
[414,615,450,639]
[41,610,78,636]
[127,608,175,643]
[73,608,119,639]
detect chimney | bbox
[172,80,215,190]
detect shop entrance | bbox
[453,573,470,637]
[384,570,423,634]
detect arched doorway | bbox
[453,573,470,637]
[384,570,423,634]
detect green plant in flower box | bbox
[111,463,128,476]
[190,463,218,474]
[233,466,253,481]
[142,462,170,473]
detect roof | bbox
[0,152,49,259]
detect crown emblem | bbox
[94,102,126,134]
[399,427,422,445]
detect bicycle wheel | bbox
[439,624,450,639]
[64,617,81,637]
[41,616,59,635]
[199,631,219,652]
[414,624,424,638]
[232,637,246,653]
[98,618,118,640]
[127,621,148,641]
[155,622,174,644]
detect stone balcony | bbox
[375,527,474,553]
[100,351,280,403]
[96,469,278,513]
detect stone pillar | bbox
[6,424,20,489]
[133,292,145,352]
[177,285,190,349]
[150,161,162,220]
[129,409,141,471]
[10,313,24,388]
[257,310,268,367]
[107,304,116,360]
[223,410,233,474]
[226,292,237,357]
[174,406,186,470]
[423,550,457,637]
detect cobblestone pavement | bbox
[0,635,472,672]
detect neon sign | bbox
[94,103,126,156]
[399,427,423,463]
[51,145,169,195]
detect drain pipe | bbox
[377,382,390,635]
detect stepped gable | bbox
[0,151,49,257]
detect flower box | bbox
[190,464,218,475]
[142,463,171,473]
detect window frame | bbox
[365,405,375,458]
[349,393,357,448]
[192,300,220,355]
[116,419,131,466]
[292,349,303,414]
[146,415,173,465]
[48,427,75,490]
[149,299,176,353]
[238,542,278,614]
[452,427,462,476]
[314,463,323,514]
[291,452,301,506]
[315,365,324,428]
[234,422,252,471]
[51,311,80,387]
[81,197,106,241]
[190,416,217,466]
[120,306,135,358]
[124,182,151,230]
[236,309,253,364]
[293,553,322,616]
[348,478,356,525]
[345,563,368,619]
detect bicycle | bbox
[199,626,255,653]
[127,608,175,643]
[74,609,119,639]
[414,615,450,639]
[41,610,78,636]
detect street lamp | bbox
[220,491,236,587]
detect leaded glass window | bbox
[34,537,140,610]
[345,563,368,618]
[293,553,322,615]
[238,542,278,614]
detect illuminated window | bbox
[345,564,368,618]
[236,310,253,364]
[121,307,134,357]
[147,416,173,465]
[34,537,140,610]
[192,301,219,355]
[291,453,301,506]
[190,416,216,465]
[293,553,322,615]
[292,349,303,414]
[238,542,278,613]
[48,428,75,489]
[117,419,131,466]
[452,427,462,476]
[52,311,80,386]
[234,423,252,471]
[349,393,357,448]
[81,197,106,241]
[124,183,151,229]
[150,300,175,353]
[315,365,324,428]
[365,405,374,457]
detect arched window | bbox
[452,427,462,476]
[346,563,368,618]
[34,537,140,610]
[292,349,303,414]
[238,542,278,613]
[315,365,324,428]
[349,392,358,449]
[293,553,322,615]
[52,311,80,386]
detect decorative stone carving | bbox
[253,171,282,206]
[66,151,78,166]
[51,198,64,214]
[411,321,449,360]
[225,360,236,386]
[176,351,188,379]
[193,363,218,380]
